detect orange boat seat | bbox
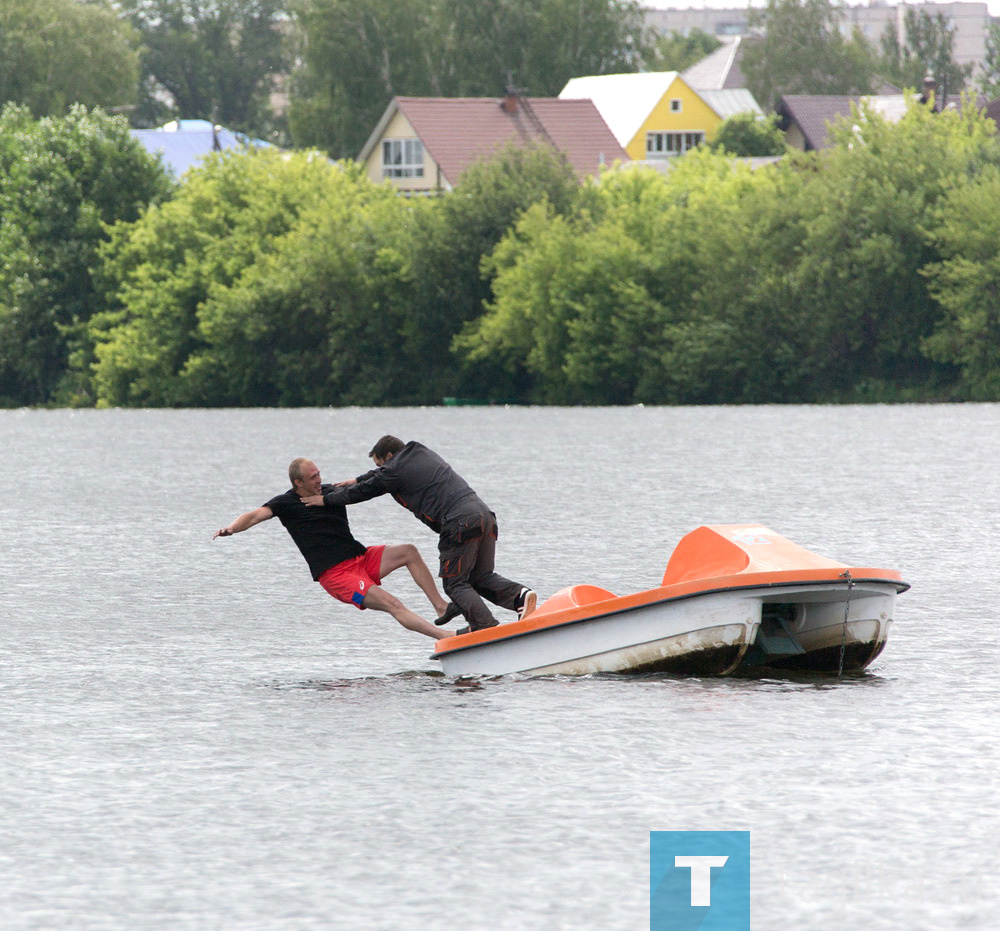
[529,584,617,620]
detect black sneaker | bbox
[517,589,537,621]
[435,602,463,626]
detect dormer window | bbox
[383,138,424,178]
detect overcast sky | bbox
[644,1,1000,19]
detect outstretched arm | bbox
[304,470,395,507]
[213,506,273,539]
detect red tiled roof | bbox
[391,96,628,185]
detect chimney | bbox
[502,74,521,114]
[920,72,938,110]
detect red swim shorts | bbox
[317,545,386,609]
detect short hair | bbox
[289,457,312,484]
[369,435,404,460]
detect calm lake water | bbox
[2,405,999,929]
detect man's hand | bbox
[213,527,233,539]
[334,477,357,488]
[302,495,325,507]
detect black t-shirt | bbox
[265,484,366,580]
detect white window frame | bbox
[670,99,683,113]
[645,131,705,158]
[382,138,424,178]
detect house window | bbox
[670,99,682,112]
[382,138,424,178]
[645,131,705,157]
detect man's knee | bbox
[363,586,402,613]
[391,542,417,561]
[382,543,418,574]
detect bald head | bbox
[289,457,313,485]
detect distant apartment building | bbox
[645,2,991,76]
[645,6,755,39]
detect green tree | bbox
[417,144,581,403]
[288,0,652,158]
[0,0,140,116]
[118,0,290,137]
[648,28,721,72]
[752,98,996,400]
[456,152,771,403]
[922,168,1000,399]
[171,177,417,406]
[287,0,433,159]
[980,21,1000,101]
[742,0,880,111]
[455,97,1000,405]
[708,112,787,156]
[90,148,360,406]
[194,142,584,406]
[880,9,973,105]
[90,141,584,407]
[0,105,171,407]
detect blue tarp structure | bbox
[131,119,273,177]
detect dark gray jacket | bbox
[322,441,492,539]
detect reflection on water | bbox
[2,405,999,929]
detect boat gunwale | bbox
[433,570,909,658]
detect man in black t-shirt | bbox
[214,457,453,641]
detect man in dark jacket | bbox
[305,437,536,633]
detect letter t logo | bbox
[650,832,749,928]
[674,855,729,906]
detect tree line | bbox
[0,0,654,154]
[2,1,999,155]
[2,98,1000,408]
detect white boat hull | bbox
[438,581,901,678]
[438,591,761,677]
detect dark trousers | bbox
[438,512,524,630]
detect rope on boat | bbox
[837,569,854,676]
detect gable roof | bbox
[359,96,627,186]
[131,119,273,177]
[777,95,909,150]
[682,36,752,91]
[559,72,680,148]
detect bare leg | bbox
[361,584,451,640]
[379,543,450,618]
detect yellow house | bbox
[559,71,761,160]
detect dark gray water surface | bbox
[2,405,998,929]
